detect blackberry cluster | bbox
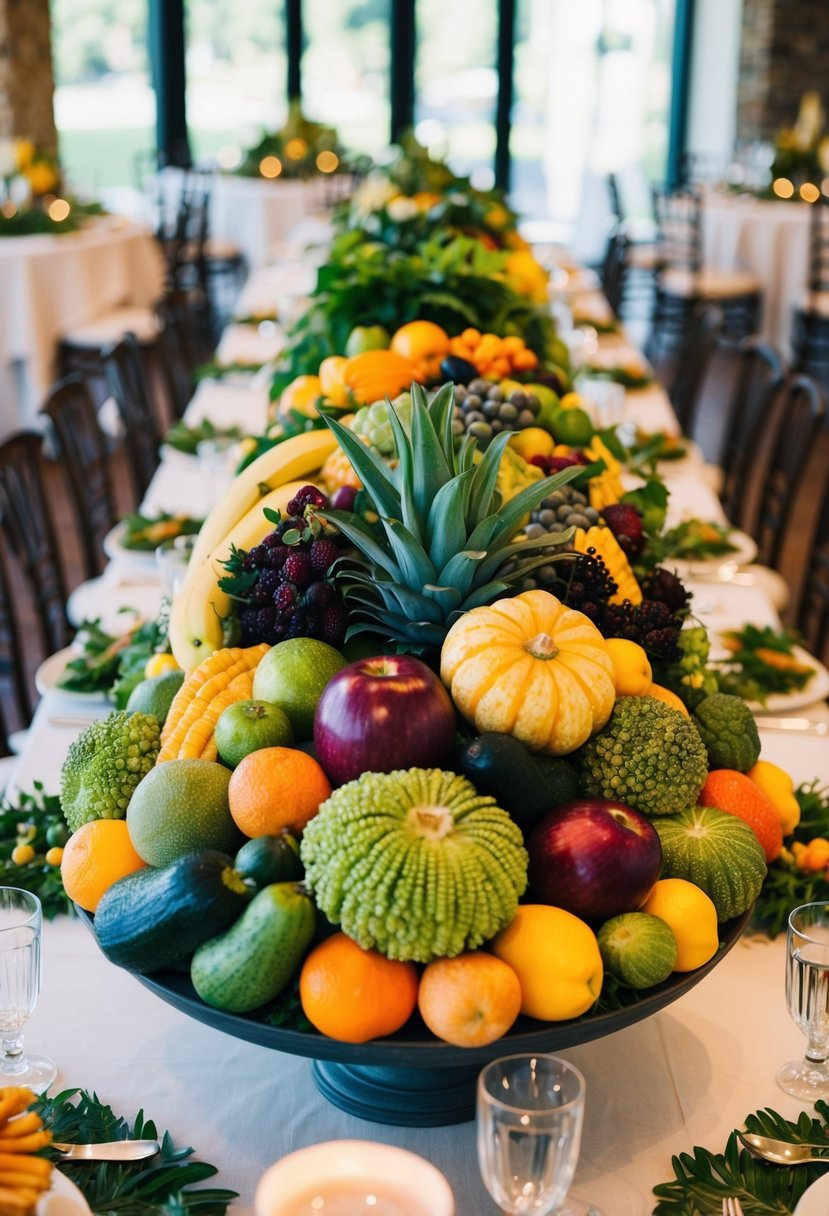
[223,486,347,648]
[601,599,682,663]
[451,380,541,448]
[640,566,691,615]
[524,486,600,540]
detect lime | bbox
[126,760,240,866]
[214,700,294,768]
[252,638,347,739]
[126,671,185,727]
[345,325,390,356]
[549,406,594,446]
[597,911,677,988]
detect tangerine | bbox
[228,746,331,838]
[700,769,783,862]
[417,953,522,1047]
[646,684,689,715]
[60,819,146,912]
[299,932,419,1043]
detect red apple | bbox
[527,799,662,922]
[313,655,456,786]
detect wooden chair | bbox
[798,468,829,661]
[0,431,71,663]
[792,195,829,380]
[649,183,760,359]
[155,288,213,419]
[102,334,163,503]
[39,375,118,581]
[0,526,33,750]
[668,302,724,436]
[719,337,785,524]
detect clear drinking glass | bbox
[778,902,829,1099]
[477,1054,602,1216]
[0,889,56,1093]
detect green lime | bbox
[252,638,347,739]
[345,325,390,356]
[126,671,185,727]
[126,760,240,866]
[597,912,677,988]
[214,700,294,768]
[549,406,594,447]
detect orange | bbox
[645,684,689,715]
[390,320,450,380]
[299,933,419,1043]
[60,820,146,913]
[700,769,783,863]
[417,953,522,1048]
[228,746,331,838]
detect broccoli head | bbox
[692,692,761,772]
[575,695,708,816]
[60,711,160,833]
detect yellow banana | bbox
[169,479,314,670]
[187,429,337,570]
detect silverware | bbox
[46,716,102,729]
[52,1139,160,1162]
[737,1129,829,1165]
[754,717,829,736]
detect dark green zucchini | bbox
[459,732,579,833]
[94,849,251,973]
[234,832,303,889]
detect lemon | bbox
[558,392,585,411]
[508,427,555,461]
[597,912,677,988]
[641,879,718,972]
[126,760,239,866]
[605,639,652,696]
[746,760,801,835]
[491,904,603,1020]
[145,653,180,679]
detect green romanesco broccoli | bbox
[692,692,761,772]
[60,711,160,832]
[575,696,708,817]
[350,392,412,456]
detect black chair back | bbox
[669,303,724,435]
[806,194,829,297]
[798,471,829,661]
[102,334,162,503]
[652,183,702,274]
[720,337,784,524]
[0,527,33,746]
[156,290,210,419]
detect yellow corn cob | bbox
[158,645,268,761]
[176,669,256,761]
[573,525,642,605]
[585,435,626,510]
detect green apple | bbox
[214,700,294,768]
[345,325,390,356]
[251,638,347,739]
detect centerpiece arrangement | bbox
[0,137,104,235]
[233,100,356,182]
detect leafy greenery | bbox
[0,784,70,918]
[582,364,654,389]
[192,361,265,383]
[55,613,171,705]
[0,199,106,237]
[715,625,816,704]
[163,418,246,457]
[652,1102,829,1213]
[120,514,204,553]
[37,1089,236,1216]
[111,608,172,710]
[753,781,829,938]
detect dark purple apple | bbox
[527,799,662,922]
[313,655,456,786]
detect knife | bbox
[52,1139,160,1161]
[755,716,829,736]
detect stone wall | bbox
[0,0,57,152]
[737,0,829,142]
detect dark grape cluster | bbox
[221,485,347,648]
[451,379,541,448]
[524,486,600,540]
[600,599,683,662]
[640,566,691,615]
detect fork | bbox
[723,1200,745,1216]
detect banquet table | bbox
[8,258,829,1214]
[0,215,165,434]
[702,190,811,356]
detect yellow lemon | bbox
[490,905,603,1021]
[318,356,350,407]
[278,375,323,420]
[508,427,555,461]
[605,638,652,696]
[746,760,801,836]
[646,684,689,715]
[144,653,181,679]
[641,879,718,972]
[558,392,585,411]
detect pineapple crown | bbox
[319,381,581,649]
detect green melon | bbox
[654,805,767,920]
[300,768,528,963]
[597,912,677,988]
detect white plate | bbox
[38,1169,92,1216]
[67,578,163,635]
[665,528,758,574]
[793,1170,829,1216]
[102,522,159,569]
[748,645,829,715]
[35,646,111,704]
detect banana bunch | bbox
[585,434,626,511]
[0,1087,52,1213]
[573,525,642,605]
[170,430,336,670]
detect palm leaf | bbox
[436,549,487,597]
[386,396,422,542]
[425,381,457,458]
[422,583,463,614]
[475,529,574,582]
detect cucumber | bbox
[191,882,316,1013]
[459,733,579,832]
[94,850,250,973]
[234,832,303,889]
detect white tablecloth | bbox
[0,216,165,433]
[702,192,811,356]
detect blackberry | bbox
[262,531,283,549]
[257,606,277,635]
[305,580,335,609]
[286,485,329,517]
[601,599,682,662]
[282,551,313,589]
[264,546,288,570]
[310,537,341,574]
[251,583,272,606]
[258,568,281,594]
[640,567,690,615]
[274,584,297,613]
[320,601,347,646]
[248,545,268,570]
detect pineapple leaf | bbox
[318,508,402,580]
[381,583,446,624]
[382,516,439,587]
[449,579,512,614]
[466,430,512,526]
[422,584,463,614]
[476,528,575,582]
[409,387,453,512]
[425,382,457,458]
[426,468,476,573]
[386,398,423,543]
[483,466,584,549]
[436,549,487,597]
[465,513,505,552]
[457,432,478,473]
[321,413,400,519]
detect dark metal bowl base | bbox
[311,1060,479,1126]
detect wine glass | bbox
[477,1054,603,1216]
[0,888,56,1093]
[777,902,829,1099]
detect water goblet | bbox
[0,888,56,1093]
[777,902,829,1099]
[477,1054,602,1216]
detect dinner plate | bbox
[35,647,111,704]
[747,646,829,715]
[665,528,758,574]
[67,578,163,635]
[37,1167,92,1216]
[102,522,159,570]
[793,1170,829,1216]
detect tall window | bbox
[185,1,287,166]
[302,0,391,157]
[414,0,497,186]
[51,0,155,200]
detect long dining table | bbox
[7,254,829,1216]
